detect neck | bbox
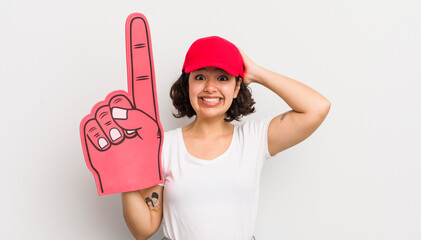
[183,116,233,137]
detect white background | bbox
[1,0,420,239]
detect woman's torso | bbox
[160,118,273,240]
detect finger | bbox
[113,108,154,130]
[114,108,159,141]
[125,13,159,121]
[109,94,137,138]
[95,105,125,144]
[85,119,111,151]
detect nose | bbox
[203,79,217,93]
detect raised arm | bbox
[122,185,164,240]
[239,49,331,156]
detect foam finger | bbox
[125,13,158,121]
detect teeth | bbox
[202,98,220,102]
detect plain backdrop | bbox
[1,0,420,239]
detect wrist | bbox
[250,65,270,85]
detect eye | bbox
[195,74,205,80]
[218,75,228,81]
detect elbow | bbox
[133,234,146,240]
[122,211,154,240]
[129,218,160,240]
[134,234,152,240]
[127,223,157,240]
[309,99,331,121]
[322,99,331,114]
[320,100,331,120]
[131,226,158,240]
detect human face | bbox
[188,67,241,120]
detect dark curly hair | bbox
[170,71,256,122]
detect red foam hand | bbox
[80,13,163,196]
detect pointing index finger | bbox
[125,13,158,121]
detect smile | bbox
[199,97,222,106]
[201,98,221,102]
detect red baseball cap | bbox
[182,36,244,78]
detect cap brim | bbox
[184,61,241,78]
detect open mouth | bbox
[199,97,222,106]
[201,97,221,102]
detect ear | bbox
[233,77,242,99]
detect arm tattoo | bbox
[280,111,290,122]
[145,192,161,213]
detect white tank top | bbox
[160,117,274,240]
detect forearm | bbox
[121,191,155,240]
[251,66,330,115]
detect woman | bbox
[122,36,331,240]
